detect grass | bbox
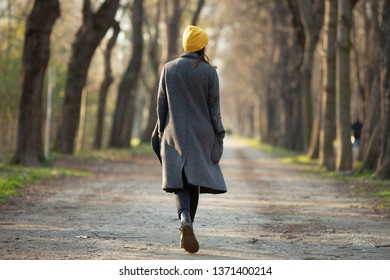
[352,180,390,209]
[237,137,301,157]
[0,139,153,203]
[235,136,317,165]
[319,169,390,208]
[235,136,390,209]
[0,164,90,203]
[73,140,153,161]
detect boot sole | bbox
[181,224,199,254]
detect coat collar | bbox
[181,52,199,59]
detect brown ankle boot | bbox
[180,209,199,253]
[180,223,199,253]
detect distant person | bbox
[151,25,227,254]
[351,118,363,145]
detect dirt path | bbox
[0,138,389,260]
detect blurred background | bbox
[0,0,389,178]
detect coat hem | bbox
[163,187,226,194]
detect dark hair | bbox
[192,48,210,68]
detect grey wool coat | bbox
[151,52,227,194]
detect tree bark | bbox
[191,0,205,25]
[56,0,119,154]
[296,0,325,156]
[319,0,337,170]
[360,74,381,170]
[94,21,120,149]
[110,0,143,148]
[297,0,325,151]
[335,0,353,171]
[358,1,380,155]
[285,0,305,150]
[356,1,381,170]
[269,1,300,150]
[307,89,322,158]
[162,0,189,62]
[140,2,161,143]
[374,0,390,179]
[13,0,60,166]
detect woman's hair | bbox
[192,48,210,68]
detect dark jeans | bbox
[174,172,200,223]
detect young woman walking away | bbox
[152,25,227,254]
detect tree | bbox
[273,1,299,149]
[374,0,390,179]
[140,0,162,143]
[0,1,32,153]
[56,0,119,154]
[191,0,205,25]
[319,0,337,170]
[285,0,305,150]
[287,0,324,155]
[356,1,381,172]
[13,0,60,166]
[110,0,144,148]
[162,0,189,62]
[94,20,120,149]
[335,0,357,171]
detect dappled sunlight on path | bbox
[0,137,389,259]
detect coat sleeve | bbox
[208,68,225,142]
[156,66,168,137]
[151,66,168,164]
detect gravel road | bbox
[0,138,389,259]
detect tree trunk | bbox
[271,1,301,150]
[94,21,120,149]
[191,0,205,25]
[259,87,270,143]
[307,89,322,158]
[278,32,294,149]
[361,122,381,171]
[140,82,159,143]
[296,0,325,151]
[295,0,325,155]
[162,0,189,62]
[360,75,381,171]
[335,0,353,171]
[319,0,336,170]
[358,1,381,171]
[110,0,143,148]
[285,0,306,151]
[374,0,390,179]
[13,0,60,166]
[56,0,119,154]
[140,1,161,143]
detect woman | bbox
[152,25,226,254]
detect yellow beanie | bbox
[182,25,208,52]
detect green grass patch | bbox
[370,181,390,207]
[307,166,390,208]
[234,136,317,165]
[353,180,390,209]
[73,141,153,161]
[0,138,152,203]
[280,155,318,165]
[0,164,90,203]
[235,136,300,157]
[0,152,12,163]
[235,136,390,209]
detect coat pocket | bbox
[211,137,223,164]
